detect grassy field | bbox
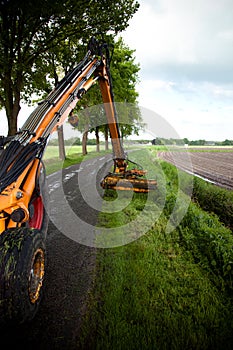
[148,145,233,152]
[77,148,233,350]
[42,145,111,174]
[43,145,97,160]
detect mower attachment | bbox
[101,172,157,193]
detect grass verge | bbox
[78,149,233,350]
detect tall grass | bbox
[192,177,233,229]
[157,157,233,230]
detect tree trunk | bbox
[95,126,100,152]
[7,112,18,136]
[82,106,90,156]
[3,68,22,136]
[57,125,66,160]
[6,92,21,136]
[82,130,88,155]
[104,125,109,151]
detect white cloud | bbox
[123,2,198,66]
[123,0,233,82]
[121,0,233,140]
[1,0,232,142]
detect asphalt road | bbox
[0,155,112,349]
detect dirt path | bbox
[0,155,112,349]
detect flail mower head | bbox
[100,159,157,193]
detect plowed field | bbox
[158,149,233,190]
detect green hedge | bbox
[192,177,233,230]
[159,159,233,230]
[179,203,233,291]
[159,160,233,291]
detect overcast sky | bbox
[121,0,233,141]
[1,0,232,141]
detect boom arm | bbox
[0,38,157,327]
[19,39,126,169]
[0,38,156,234]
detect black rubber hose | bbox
[0,142,43,193]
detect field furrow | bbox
[158,150,233,190]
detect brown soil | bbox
[158,150,233,190]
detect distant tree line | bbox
[214,139,233,146]
[49,137,98,146]
[151,138,233,146]
[49,136,233,148]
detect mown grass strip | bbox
[78,149,233,350]
[83,238,233,349]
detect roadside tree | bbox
[73,37,142,155]
[0,0,139,135]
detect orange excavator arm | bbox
[0,37,156,234]
[0,38,157,325]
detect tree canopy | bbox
[0,0,139,135]
[73,37,142,154]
